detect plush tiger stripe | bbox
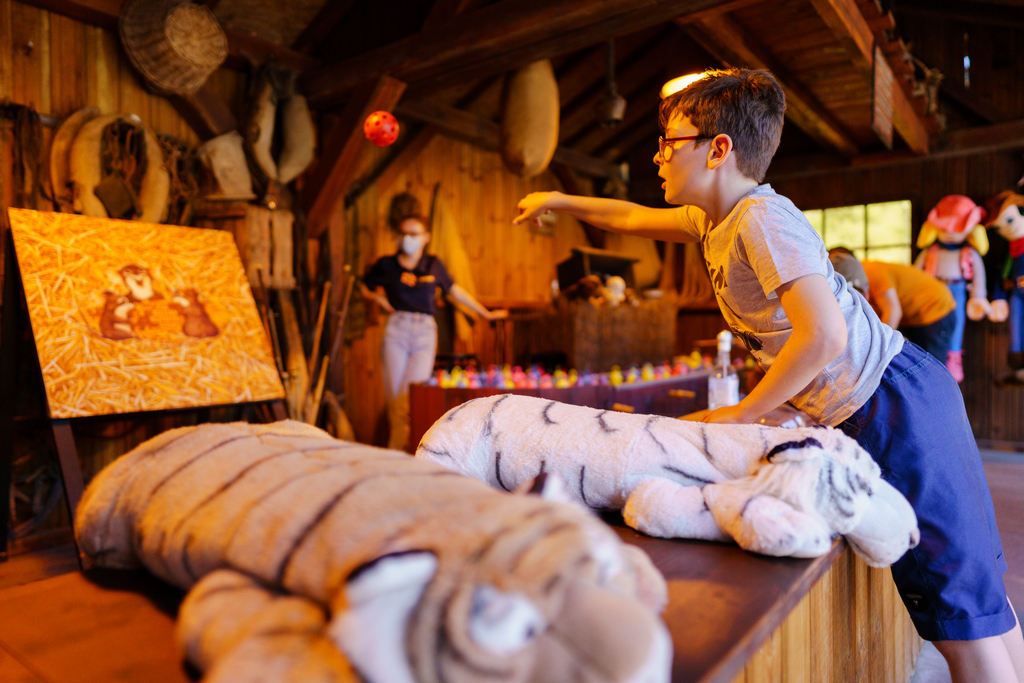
[76,420,672,683]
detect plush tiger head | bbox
[75,421,672,683]
[702,435,919,567]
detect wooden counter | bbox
[0,524,922,683]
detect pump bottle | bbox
[707,330,739,411]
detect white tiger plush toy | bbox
[75,420,672,683]
[415,395,920,568]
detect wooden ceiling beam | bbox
[766,118,1024,181]
[672,0,762,24]
[304,75,407,238]
[570,79,665,155]
[18,0,319,71]
[598,116,660,163]
[291,0,357,54]
[559,39,678,145]
[393,98,623,180]
[554,28,663,110]
[685,12,860,157]
[940,79,1014,125]
[807,0,931,154]
[420,0,484,31]
[300,0,738,109]
[169,82,238,140]
[892,0,1024,29]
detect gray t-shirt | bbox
[674,184,903,426]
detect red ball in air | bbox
[363,111,399,146]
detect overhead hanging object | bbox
[196,131,257,201]
[119,0,228,96]
[69,114,171,223]
[500,59,559,178]
[595,39,626,127]
[244,66,317,187]
[50,107,101,213]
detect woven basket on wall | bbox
[119,0,228,96]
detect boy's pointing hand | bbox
[514,192,559,227]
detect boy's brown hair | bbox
[659,68,785,183]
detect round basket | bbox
[119,0,228,96]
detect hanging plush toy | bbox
[914,195,998,382]
[984,191,1024,382]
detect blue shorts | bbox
[839,341,1015,641]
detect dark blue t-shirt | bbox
[363,253,454,314]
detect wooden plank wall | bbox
[770,149,1024,445]
[732,549,923,683]
[341,134,590,445]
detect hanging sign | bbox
[872,42,895,150]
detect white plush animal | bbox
[416,395,919,567]
[76,420,671,683]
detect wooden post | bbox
[0,237,18,560]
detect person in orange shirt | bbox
[829,248,957,366]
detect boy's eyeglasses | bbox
[658,134,713,162]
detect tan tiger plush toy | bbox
[75,420,671,683]
[416,395,920,568]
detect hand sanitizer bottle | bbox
[707,330,739,411]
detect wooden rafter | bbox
[393,98,623,180]
[892,0,1024,29]
[683,12,860,157]
[940,79,1013,125]
[597,116,660,163]
[807,0,931,154]
[169,83,238,140]
[554,28,661,110]
[18,0,318,71]
[420,0,484,31]
[767,118,1024,181]
[300,0,738,108]
[559,39,677,145]
[304,76,408,238]
[291,0,358,54]
[570,78,665,155]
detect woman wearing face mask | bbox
[361,209,507,451]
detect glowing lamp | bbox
[660,73,707,99]
[363,111,399,146]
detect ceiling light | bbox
[660,73,706,99]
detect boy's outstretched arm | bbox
[704,274,847,424]
[514,191,696,243]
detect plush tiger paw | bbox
[623,478,729,542]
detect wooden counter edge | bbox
[700,539,848,683]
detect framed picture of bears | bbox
[6,208,284,418]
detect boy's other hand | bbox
[701,404,756,424]
[514,192,560,227]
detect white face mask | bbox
[401,234,425,256]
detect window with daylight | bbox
[802,200,913,264]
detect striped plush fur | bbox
[416,395,920,567]
[75,420,671,683]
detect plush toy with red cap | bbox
[914,195,999,382]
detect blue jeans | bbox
[839,342,1014,641]
[382,312,437,451]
